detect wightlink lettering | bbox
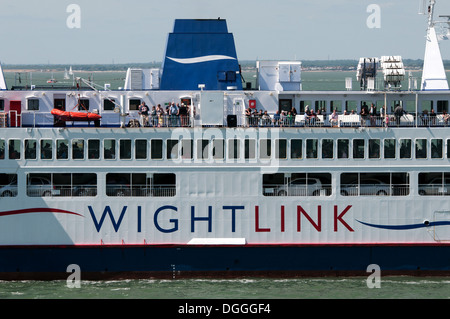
[88,205,353,234]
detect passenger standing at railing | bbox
[330,109,338,127]
[443,110,450,126]
[179,103,188,126]
[262,110,270,127]
[430,108,437,125]
[304,105,310,126]
[273,110,280,127]
[360,102,369,126]
[309,109,317,126]
[169,103,179,127]
[156,104,164,127]
[369,103,376,126]
[150,106,157,127]
[421,109,429,126]
[286,111,293,126]
[380,105,387,127]
[394,104,405,126]
[290,107,297,117]
[245,107,252,127]
[138,102,149,127]
[280,111,286,127]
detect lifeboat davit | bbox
[51,108,101,122]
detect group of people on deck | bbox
[137,102,191,127]
[136,100,450,128]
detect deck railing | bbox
[5,111,450,128]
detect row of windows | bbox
[1,97,447,114]
[263,172,450,197]
[263,173,410,197]
[0,173,176,198]
[1,172,449,198]
[1,137,450,161]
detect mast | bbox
[421,0,449,91]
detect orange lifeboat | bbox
[51,108,101,122]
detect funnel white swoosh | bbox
[167,55,236,64]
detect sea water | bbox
[0,277,449,299]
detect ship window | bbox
[51,173,97,197]
[78,99,90,111]
[8,139,20,159]
[212,139,224,160]
[260,139,271,159]
[106,173,175,197]
[330,100,342,112]
[227,71,236,82]
[26,173,52,197]
[340,172,409,196]
[72,173,97,197]
[245,139,256,159]
[88,139,100,159]
[104,139,116,160]
[40,139,52,160]
[197,139,209,160]
[337,139,349,159]
[447,139,450,158]
[153,173,176,197]
[306,139,318,159]
[151,139,163,160]
[275,139,287,159]
[431,139,443,159]
[120,139,132,160]
[279,99,292,113]
[167,139,179,160]
[322,139,333,159]
[25,139,37,160]
[0,174,17,197]
[315,100,326,112]
[369,139,380,159]
[217,71,226,82]
[103,99,116,111]
[0,140,4,159]
[300,101,312,113]
[418,172,450,196]
[421,100,433,113]
[181,139,193,159]
[0,99,4,111]
[290,139,302,159]
[72,139,84,160]
[135,139,147,160]
[27,99,39,111]
[56,139,68,160]
[129,99,141,111]
[415,139,427,159]
[345,100,357,112]
[106,173,131,196]
[399,139,411,159]
[353,139,364,159]
[228,139,240,159]
[437,100,448,113]
[384,139,395,159]
[262,173,331,197]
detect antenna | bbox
[427,0,436,28]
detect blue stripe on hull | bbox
[0,245,449,279]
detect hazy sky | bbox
[1,0,450,64]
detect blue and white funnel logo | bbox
[167,55,237,64]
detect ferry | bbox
[0,1,450,279]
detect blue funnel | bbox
[160,19,242,91]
